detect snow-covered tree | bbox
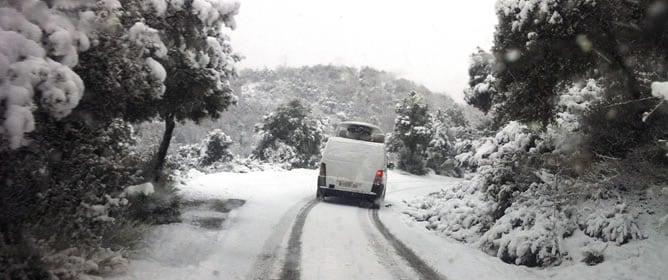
[390,91,433,175]
[425,110,453,175]
[74,1,166,124]
[253,100,324,168]
[113,0,242,180]
[464,48,497,114]
[469,0,668,155]
[0,1,241,276]
[0,0,121,150]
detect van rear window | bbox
[336,123,384,143]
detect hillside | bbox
[168,65,481,155]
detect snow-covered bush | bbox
[397,146,429,175]
[39,244,130,279]
[200,129,234,166]
[253,100,324,169]
[404,182,494,243]
[425,109,470,177]
[452,122,541,218]
[480,183,577,267]
[172,143,203,169]
[581,242,607,266]
[407,115,658,267]
[125,181,182,226]
[168,129,234,172]
[256,140,300,169]
[578,199,645,245]
[0,118,148,277]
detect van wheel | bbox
[371,198,381,209]
[316,189,325,201]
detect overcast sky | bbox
[229,0,498,102]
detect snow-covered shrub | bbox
[581,242,607,266]
[404,182,495,243]
[125,181,182,225]
[168,129,235,172]
[480,183,577,267]
[398,146,429,175]
[172,143,204,170]
[200,129,234,166]
[464,122,542,218]
[256,140,300,169]
[0,118,150,277]
[578,202,644,245]
[0,237,50,279]
[425,109,468,177]
[253,100,324,169]
[39,245,130,278]
[426,128,451,174]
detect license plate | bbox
[337,180,359,188]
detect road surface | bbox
[113,170,526,280]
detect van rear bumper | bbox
[319,187,379,200]
[318,176,384,200]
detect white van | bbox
[317,121,387,208]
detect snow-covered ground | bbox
[111,169,668,280]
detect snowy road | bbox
[285,198,444,280]
[248,171,452,280]
[113,170,548,280]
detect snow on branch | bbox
[0,0,117,149]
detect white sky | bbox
[229,0,498,102]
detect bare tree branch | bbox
[602,97,659,108]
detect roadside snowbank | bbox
[112,168,667,280]
[401,178,668,279]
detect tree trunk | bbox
[611,51,641,99]
[153,114,176,182]
[601,27,642,99]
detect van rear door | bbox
[322,137,385,194]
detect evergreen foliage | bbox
[390,91,434,175]
[467,0,668,155]
[0,0,241,277]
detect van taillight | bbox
[320,163,326,176]
[373,170,383,185]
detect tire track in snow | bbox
[278,199,319,280]
[370,209,447,280]
[358,208,413,279]
[246,196,312,280]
